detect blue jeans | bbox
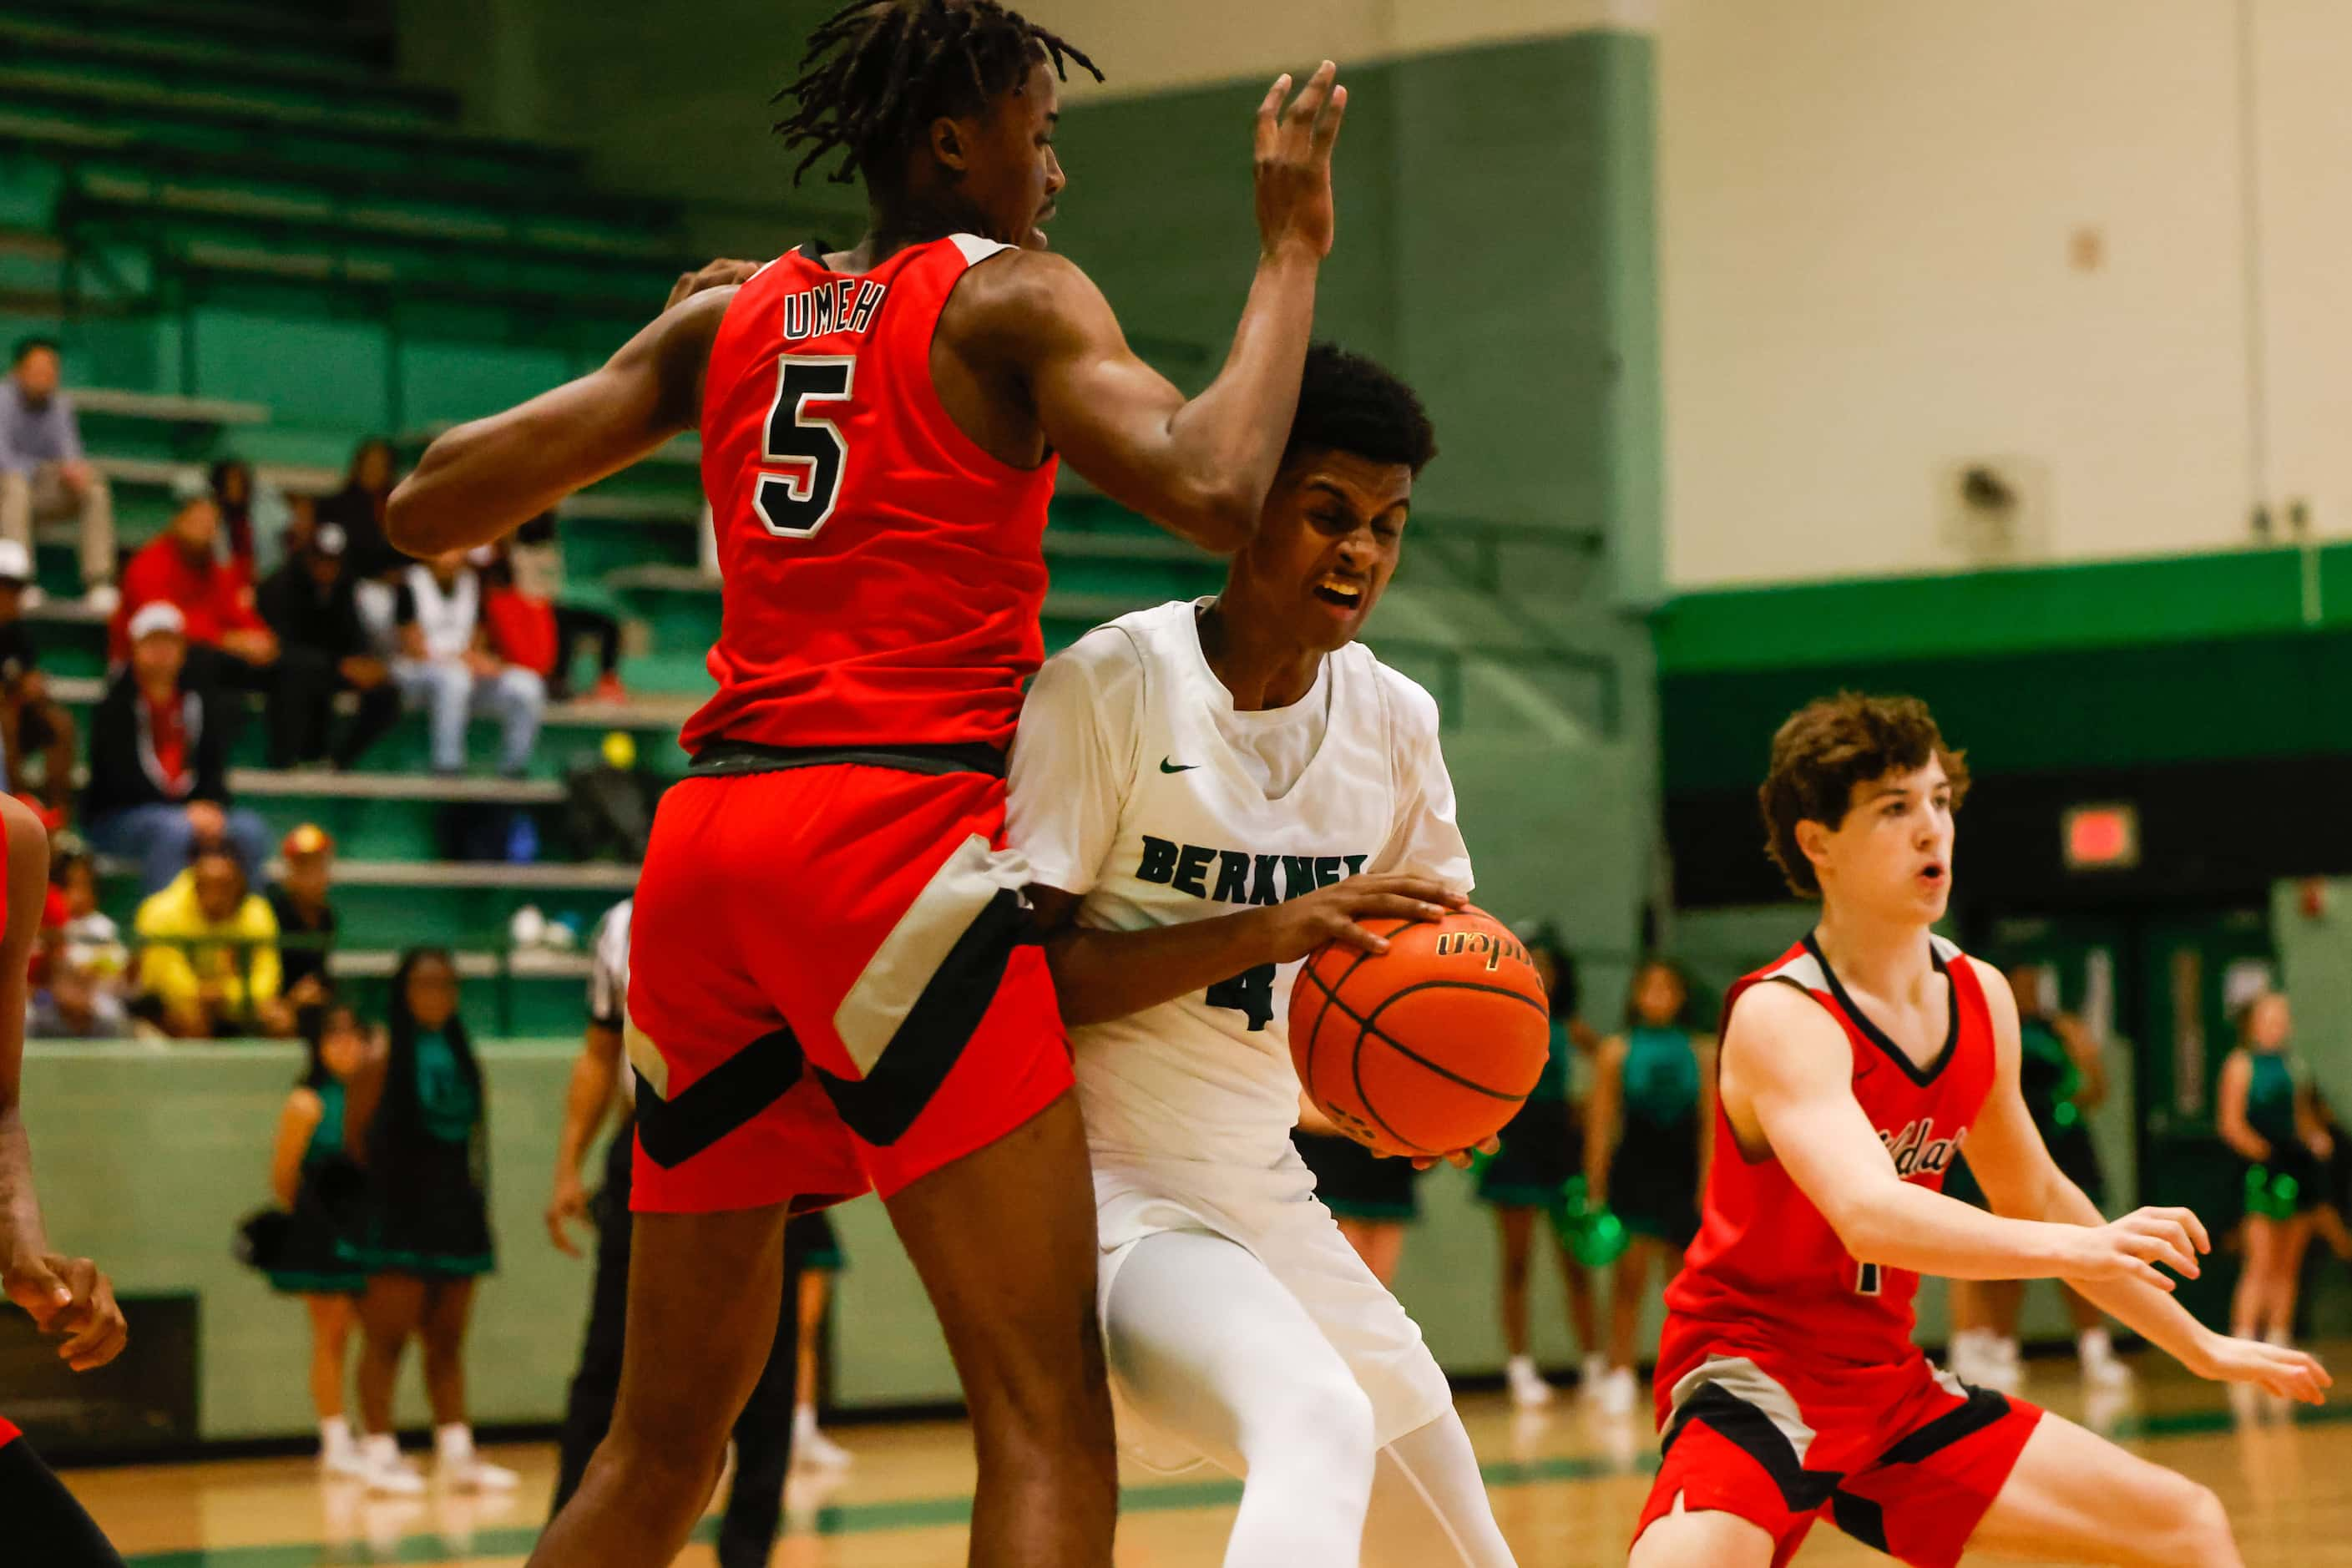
[89,802,273,895]
[395,659,545,774]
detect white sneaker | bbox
[1596,1366,1639,1418]
[439,1454,519,1492]
[2078,1329,2133,1389]
[83,583,119,616]
[1505,1355,1554,1409]
[321,1444,371,1480]
[1978,1338,2024,1395]
[792,1406,853,1471]
[361,1442,426,1497]
[1579,1354,1610,1399]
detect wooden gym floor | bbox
[68,1341,2352,1565]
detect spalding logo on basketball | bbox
[1289,905,1552,1157]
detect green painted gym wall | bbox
[1657,544,2352,796]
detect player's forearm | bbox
[552,1050,618,1184]
[0,1107,50,1264]
[1041,911,1281,1029]
[1155,246,1320,552]
[392,397,654,558]
[2037,1177,2217,1370]
[1832,1180,2092,1282]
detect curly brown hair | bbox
[1759,693,1970,898]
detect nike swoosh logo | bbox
[1160,757,1199,774]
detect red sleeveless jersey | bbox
[1662,933,1995,1369]
[681,235,1058,756]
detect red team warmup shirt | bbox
[1636,933,2044,1568]
[627,235,1072,1213]
[684,235,1058,756]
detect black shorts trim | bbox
[688,740,1006,781]
[1661,1383,1844,1514]
[813,885,1027,1147]
[635,1023,808,1169]
[1874,1383,2011,1466]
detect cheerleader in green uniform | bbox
[1473,927,1604,1407]
[2219,987,2334,1348]
[264,1003,373,1478]
[346,948,513,1495]
[1587,957,1713,1417]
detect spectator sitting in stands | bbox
[84,600,271,893]
[135,844,285,1039]
[257,523,400,771]
[31,953,130,1041]
[393,549,546,777]
[0,538,77,820]
[319,437,402,583]
[118,481,342,772]
[54,847,129,997]
[211,458,295,582]
[508,513,625,702]
[268,822,340,1017]
[0,336,117,613]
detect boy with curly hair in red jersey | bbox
[1630,694,2329,1568]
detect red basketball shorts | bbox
[1632,1332,2043,1568]
[625,761,1070,1211]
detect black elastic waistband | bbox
[687,740,1007,781]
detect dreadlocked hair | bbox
[773,0,1100,189]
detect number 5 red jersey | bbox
[1662,933,1997,1370]
[683,235,1059,758]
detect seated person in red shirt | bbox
[83,602,271,894]
[114,483,336,771]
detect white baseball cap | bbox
[0,538,28,586]
[128,600,186,642]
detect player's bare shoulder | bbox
[935,244,1102,358]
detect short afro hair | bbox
[1759,692,1970,898]
[1283,342,1438,476]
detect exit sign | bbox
[2063,803,2140,870]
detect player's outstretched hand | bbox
[665,257,762,311]
[2193,1334,2333,1405]
[1259,874,1465,964]
[3,1250,129,1372]
[2068,1206,2210,1291]
[1253,61,1348,260]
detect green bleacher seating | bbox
[0,18,449,125]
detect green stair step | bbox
[0,46,448,133]
[0,0,390,71]
[0,75,578,190]
[0,18,432,120]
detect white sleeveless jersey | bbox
[1006,599,1474,1167]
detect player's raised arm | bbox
[1729,981,2200,1288]
[973,65,1345,552]
[1958,959,2330,1404]
[386,268,754,559]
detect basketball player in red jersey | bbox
[386,3,1346,1562]
[1629,694,2330,1568]
[0,792,134,1565]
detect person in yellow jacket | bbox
[135,844,282,1038]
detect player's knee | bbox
[1252,1366,1377,1474]
[2157,1480,2233,1564]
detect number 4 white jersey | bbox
[1006,599,1474,1167]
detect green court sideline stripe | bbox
[119,1399,2352,1567]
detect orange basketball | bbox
[1288,905,1552,1157]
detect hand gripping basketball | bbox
[1289,904,1551,1159]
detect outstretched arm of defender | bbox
[387,278,746,558]
[976,66,1346,552]
[1729,983,2205,1287]
[1962,961,2329,1404]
